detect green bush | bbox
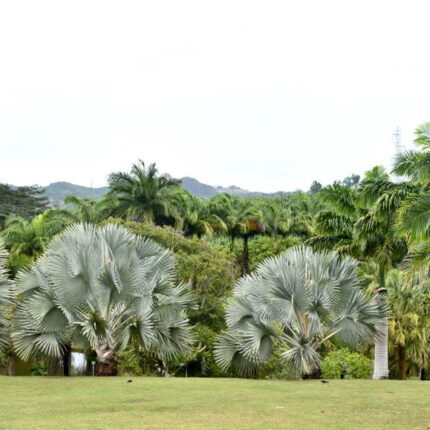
[30,362,48,376]
[321,349,373,379]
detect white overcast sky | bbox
[1,0,429,192]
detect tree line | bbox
[1,122,430,380]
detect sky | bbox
[1,0,430,192]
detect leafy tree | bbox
[12,223,194,376]
[321,349,373,379]
[108,160,182,225]
[342,174,361,188]
[215,246,386,377]
[108,219,239,376]
[0,184,49,228]
[309,181,322,194]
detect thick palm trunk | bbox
[372,318,389,379]
[373,269,389,380]
[62,344,72,377]
[95,344,118,376]
[398,345,406,380]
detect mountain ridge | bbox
[35,178,291,205]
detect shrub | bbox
[30,362,48,376]
[321,349,373,379]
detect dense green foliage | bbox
[0,184,49,228]
[321,349,373,379]
[2,123,430,379]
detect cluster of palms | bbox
[2,160,319,277]
[2,122,430,379]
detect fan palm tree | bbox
[214,246,386,377]
[0,243,12,351]
[108,160,182,225]
[12,223,194,376]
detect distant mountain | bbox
[180,177,291,198]
[38,178,291,205]
[44,182,109,206]
[180,177,217,198]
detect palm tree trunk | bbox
[241,235,250,275]
[62,343,72,376]
[398,345,406,380]
[373,268,389,380]
[372,318,389,379]
[7,352,16,376]
[95,344,118,376]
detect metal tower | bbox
[392,127,404,182]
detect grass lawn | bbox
[0,377,429,430]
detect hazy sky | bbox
[1,1,429,192]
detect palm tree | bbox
[307,173,414,378]
[208,194,265,275]
[108,160,182,225]
[1,214,67,273]
[386,270,430,379]
[12,223,194,376]
[214,246,386,377]
[178,192,227,239]
[0,243,12,352]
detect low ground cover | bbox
[0,377,429,429]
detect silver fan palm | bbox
[215,246,386,377]
[12,223,193,375]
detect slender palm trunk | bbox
[398,345,406,380]
[373,268,389,380]
[95,344,118,376]
[241,235,250,275]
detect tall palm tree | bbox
[214,246,386,377]
[108,160,182,225]
[12,223,194,376]
[178,192,227,239]
[208,194,265,275]
[307,173,414,378]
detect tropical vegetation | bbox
[0,123,430,380]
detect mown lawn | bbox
[0,377,429,430]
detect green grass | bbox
[0,377,429,429]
